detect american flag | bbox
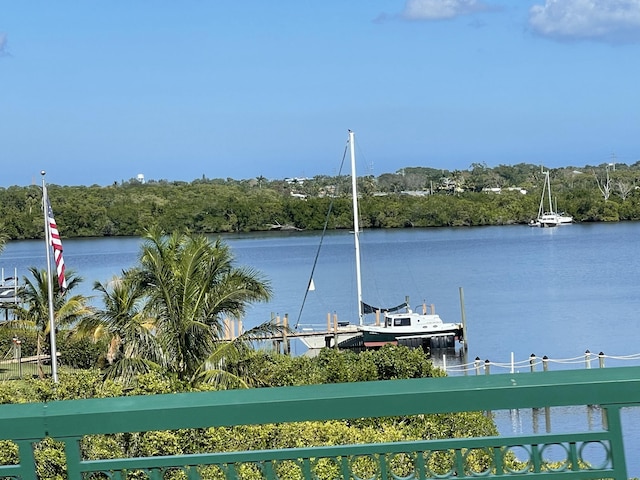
[47,199,67,292]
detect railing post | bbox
[585,349,591,369]
[484,359,491,375]
[542,355,549,372]
[530,353,536,373]
[599,351,605,368]
[13,336,22,378]
[474,357,481,375]
[63,438,83,480]
[16,440,38,480]
[603,405,629,480]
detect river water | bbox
[2,223,640,474]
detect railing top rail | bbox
[2,365,640,441]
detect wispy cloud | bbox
[400,0,493,20]
[0,33,8,57]
[529,0,640,43]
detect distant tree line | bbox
[1,162,640,240]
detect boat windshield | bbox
[393,317,412,327]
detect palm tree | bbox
[94,227,282,386]
[15,267,92,374]
[193,322,286,388]
[74,276,162,384]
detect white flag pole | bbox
[42,171,59,383]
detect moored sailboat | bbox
[298,131,464,352]
[530,170,573,227]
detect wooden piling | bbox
[224,318,230,340]
[459,287,467,350]
[282,314,289,355]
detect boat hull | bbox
[359,322,463,350]
[360,328,462,342]
[538,213,560,227]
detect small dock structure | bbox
[0,268,23,321]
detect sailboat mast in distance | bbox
[349,130,364,325]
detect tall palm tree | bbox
[136,227,277,382]
[15,267,92,374]
[95,227,282,386]
[19,267,90,331]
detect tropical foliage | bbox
[71,228,278,387]
[1,162,639,240]
[0,348,501,480]
[4,268,93,374]
[0,228,277,388]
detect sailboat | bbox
[529,171,573,227]
[299,131,464,351]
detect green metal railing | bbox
[1,366,640,479]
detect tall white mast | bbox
[546,171,553,214]
[349,130,364,325]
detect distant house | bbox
[439,178,464,193]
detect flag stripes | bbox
[47,200,67,291]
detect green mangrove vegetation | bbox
[1,162,640,240]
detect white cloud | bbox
[0,33,7,56]
[530,0,640,42]
[402,0,490,20]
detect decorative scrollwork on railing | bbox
[80,438,614,479]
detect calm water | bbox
[3,223,640,364]
[2,223,640,474]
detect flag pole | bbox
[42,171,59,383]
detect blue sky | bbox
[2,0,640,187]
